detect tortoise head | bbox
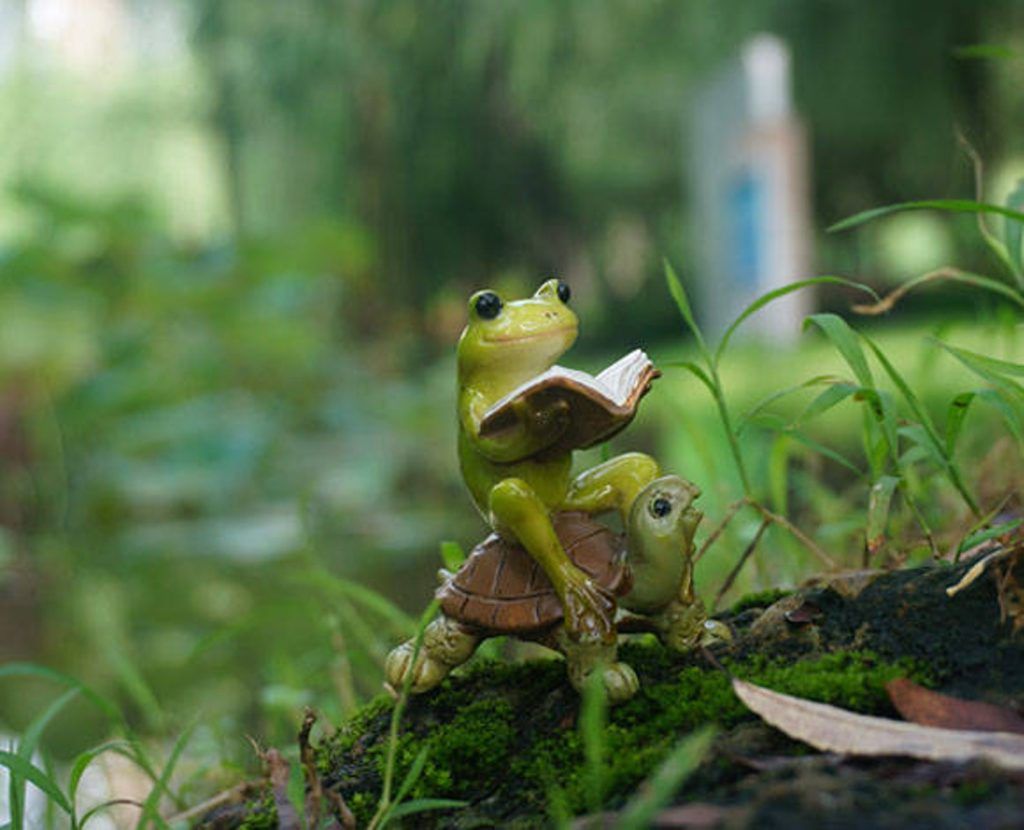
[622,475,702,614]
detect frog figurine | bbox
[387,278,666,700]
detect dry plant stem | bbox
[694,498,750,564]
[300,709,323,830]
[166,785,248,825]
[713,518,771,612]
[851,266,967,316]
[755,505,837,570]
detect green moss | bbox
[236,788,276,830]
[316,643,935,826]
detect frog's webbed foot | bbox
[561,570,617,643]
[384,616,480,694]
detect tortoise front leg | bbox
[385,615,480,694]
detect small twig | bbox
[165,783,249,825]
[299,709,323,830]
[713,518,771,612]
[694,498,750,563]
[755,505,837,570]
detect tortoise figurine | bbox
[385,475,730,703]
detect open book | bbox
[479,349,660,453]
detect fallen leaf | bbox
[732,678,1024,771]
[886,679,1024,735]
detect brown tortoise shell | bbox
[436,511,632,634]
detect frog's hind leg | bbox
[551,627,639,704]
[563,452,660,522]
[385,615,480,694]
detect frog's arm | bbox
[460,392,568,463]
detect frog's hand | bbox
[463,398,570,463]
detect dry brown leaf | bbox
[732,678,1024,771]
[886,679,1024,735]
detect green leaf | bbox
[138,723,196,828]
[69,740,134,804]
[663,259,711,361]
[0,663,122,726]
[866,475,900,556]
[293,569,415,636]
[1006,178,1024,279]
[945,392,975,455]
[976,388,1024,447]
[385,798,468,821]
[664,360,717,397]
[803,314,873,387]
[439,541,466,572]
[796,381,860,425]
[9,688,78,828]
[390,746,430,814]
[0,751,72,816]
[953,43,1018,60]
[958,519,1023,553]
[933,340,1024,387]
[829,199,1024,233]
[716,277,876,365]
[737,375,843,434]
[784,427,864,475]
[616,727,715,830]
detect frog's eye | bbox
[650,496,672,519]
[474,291,503,320]
[557,281,571,304]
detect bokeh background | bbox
[1,0,1023,793]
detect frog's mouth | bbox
[485,325,577,344]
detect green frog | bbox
[454,279,661,685]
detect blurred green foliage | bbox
[0,0,1023,820]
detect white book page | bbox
[484,365,614,420]
[594,349,650,406]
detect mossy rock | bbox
[203,551,1024,828]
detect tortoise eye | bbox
[650,496,672,518]
[557,281,571,304]
[474,292,502,320]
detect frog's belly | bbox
[458,433,572,516]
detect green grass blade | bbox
[293,569,415,636]
[615,727,715,830]
[828,199,1024,233]
[384,798,468,821]
[803,314,874,387]
[783,427,864,475]
[954,43,1018,60]
[0,751,72,816]
[1006,179,1024,281]
[945,392,975,455]
[853,268,1024,315]
[715,277,876,364]
[976,389,1024,447]
[933,340,1024,393]
[663,360,717,397]
[866,475,901,557]
[663,259,711,362]
[69,740,134,805]
[439,541,466,572]
[796,381,860,425]
[580,668,608,815]
[737,375,842,434]
[958,519,1023,553]
[138,723,196,828]
[389,746,430,814]
[9,688,78,828]
[0,663,122,726]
